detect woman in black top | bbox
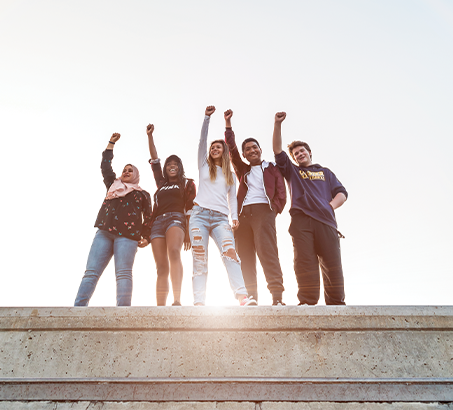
[74,133,152,306]
[146,124,196,306]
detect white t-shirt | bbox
[193,116,238,220]
[242,165,268,207]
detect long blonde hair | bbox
[207,139,234,186]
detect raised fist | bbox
[110,133,121,143]
[205,106,216,117]
[224,109,233,120]
[275,112,286,123]
[146,124,154,136]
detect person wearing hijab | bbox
[74,133,153,306]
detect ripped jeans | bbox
[189,205,247,305]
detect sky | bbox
[1,0,452,307]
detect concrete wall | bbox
[0,306,452,405]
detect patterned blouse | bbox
[94,150,152,242]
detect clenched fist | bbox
[205,106,216,117]
[275,112,286,123]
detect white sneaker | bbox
[240,296,257,306]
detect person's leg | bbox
[235,209,258,300]
[113,236,138,306]
[251,205,285,303]
[313,220,346,305]
[210,214,248,301]
[288,212,320,305]
[75,230,114,306]
[151,238,170,306]
[165,225,185,305]
[189,207,210,306]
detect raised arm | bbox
[198,106,216,169]
[224,109,247,178]
[102,133,121,189]
[106,132,120,150]
[146,124,158,160]
[273,112,286,155]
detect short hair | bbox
[287,141,312,161]
[241,138,261,153]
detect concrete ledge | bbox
[1,306,452,404]
[1,306,452,331]
[1,378,453,402]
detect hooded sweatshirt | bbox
[275,151,347,231]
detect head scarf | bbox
[106,164,143,200]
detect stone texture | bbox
[261,404,453,410]
[0,403,254,409]
[1,307,453,379]
[0,402,452,409]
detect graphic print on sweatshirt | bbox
[299,170,325,181]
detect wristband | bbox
[109,140,115,145]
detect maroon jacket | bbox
[225,128,286,215]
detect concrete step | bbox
[0,306,452,405]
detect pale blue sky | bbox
[1,0,452,306]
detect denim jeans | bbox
[189,205,247,305]
[150,212,186,240]
[74,229,138,306]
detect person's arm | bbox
[101,133,121,189]
[184,180,196,251]
[146,124,158,160]
[198,106,216,169]
[224,109,247,178]
[273,112,286,155]
[227,176,239,230]
[146,124,165,186]
[138,191,153,248]
[106,132,120,151]
[330,192,347,211]
[272,165,287,214]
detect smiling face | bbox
[165,160,179,181]
[242,141,262,165]
[292,145,312,167]
[210,141,224,163]
[121,165,135,183]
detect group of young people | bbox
[74,106,348,307]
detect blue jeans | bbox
[74,229,138,306]
[189,205,247,305]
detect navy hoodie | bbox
[275,151,347,231]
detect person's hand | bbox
[205,106,216,116]
[146,124,154,137]
[138,238,149,248]
[110,133,121,143]
[232,220,239,231]
[184,233,191,251]
[275,112,286,123]
[224,109,233,121]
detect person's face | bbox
[165,160,179,180]
[292,146,312,167]
[121,165,135,183]
[242,141,262,165]
[210,142,224,161]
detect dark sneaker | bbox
[240,296,258,306]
